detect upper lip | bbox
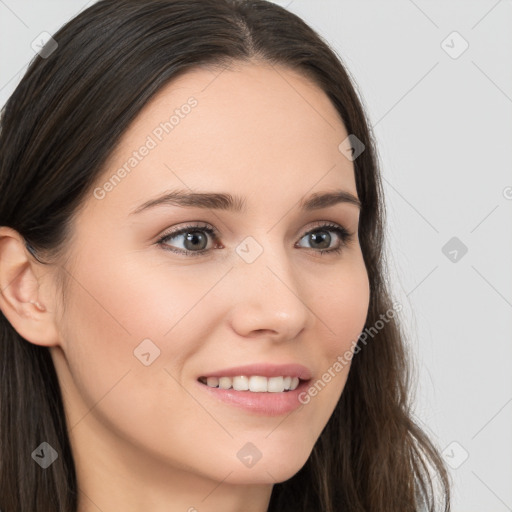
[198,363,312,380]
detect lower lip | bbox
[196,379,310,416]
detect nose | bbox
[226,240,311,342]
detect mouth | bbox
[196,375,312,416]
[197,375,308,393]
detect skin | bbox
[0,61,370,512]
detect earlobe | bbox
[0,227,60,347]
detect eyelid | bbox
[157,220,353,239]
[156,222,220,244]
[298,220,352,238]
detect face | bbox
[50,61,370,487]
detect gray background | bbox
[1,0,511,510]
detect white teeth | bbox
[206,376,219,387]
[201,375,301,392]
[218,377,231,389]
[267,376,284,392]
[249,375,268,392]
[232,376,249,391]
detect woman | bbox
[0,0,451,510]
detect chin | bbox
[222,451,311,485]
[222,467,301,486]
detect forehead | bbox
[88,61,357,218]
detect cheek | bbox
[319,258,370,355]
[58,246,223,417]
[57,249,223,469]
[63,243,210,347]
[305,259,370,412]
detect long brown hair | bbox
[0,1,451,510]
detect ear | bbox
[0,227,61,347]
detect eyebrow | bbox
[129,188,362,216]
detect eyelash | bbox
[156,222,354,258]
